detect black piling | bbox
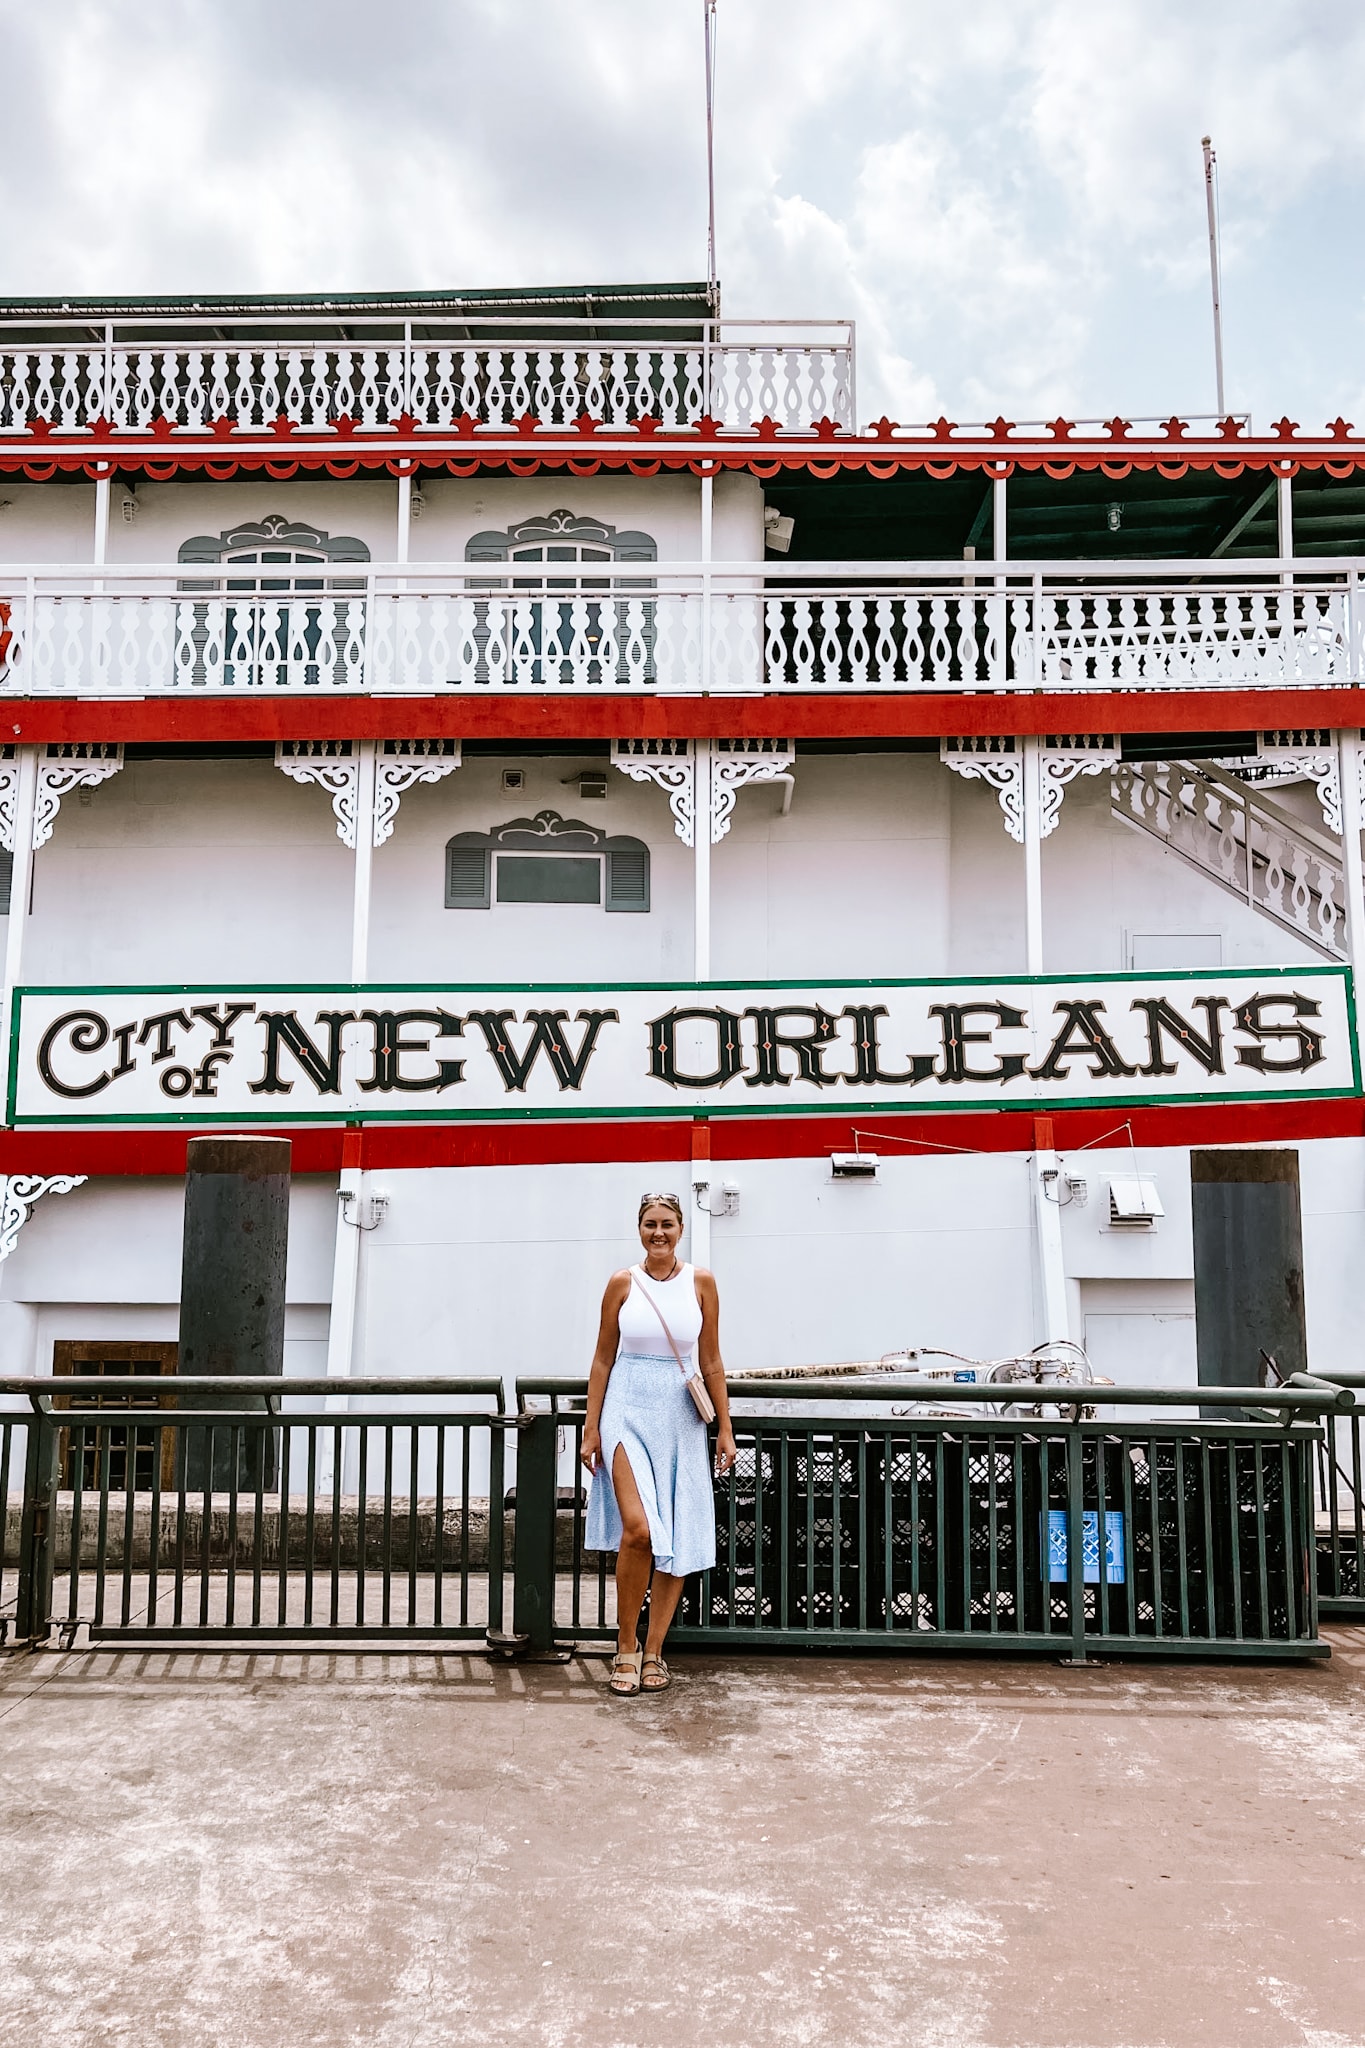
[1191,1148,1308,1407]
[178,1135,291,1491]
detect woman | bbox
[582,1193,737,1696]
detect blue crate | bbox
[1045,1509,1125,1585]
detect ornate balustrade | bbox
[1112,757,1349,958]
[0,561,1359,697]
[0,320,855,437]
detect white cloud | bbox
[0,0,1362,425]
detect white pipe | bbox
[1032,1149,1071,1345]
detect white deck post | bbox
[93,476,110,568]
[1023,736,1067,1341]
[1337,728,1365,982]
[693,740,712,981]
[350,739,377,983]
[324,739,379,1421]
[1022,733,1044,975]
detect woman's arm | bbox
[694,1268,738,1475]
[580,1271,630,1475]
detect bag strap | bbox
[630,1268,691,1380]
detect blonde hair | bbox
[637,1191,684,1226]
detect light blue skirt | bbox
[585,1352,717,1578]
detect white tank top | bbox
[617,1263,704,1365]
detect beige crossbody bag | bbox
[630,1267,717,1424]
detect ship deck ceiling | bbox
[0,281,716,346]
[764,466,1365,562]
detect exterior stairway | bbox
[1111,758,1348,960]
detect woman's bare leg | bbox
[643,1571,685,1659]
[612,1444,654,1655]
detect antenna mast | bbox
[704,0,718,296]
[1201,135,1226,417]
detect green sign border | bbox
[8,966,1359,1128]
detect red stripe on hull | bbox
[4,1097,1361,1177]
[4,689,1364,746]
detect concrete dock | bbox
[2,1635,1363,2047]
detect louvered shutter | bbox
[0,848,12,916]
[605,847,649,913]
[445,844,491,909]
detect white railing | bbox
[1113,759,1348,958]
[0,319,855,437]
[0,561,1359,697]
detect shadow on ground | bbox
[2,1631,1363,2048]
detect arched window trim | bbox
[464,509,656,564]
[178,516,371,568]
[445,808,650,913]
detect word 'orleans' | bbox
[34,994,1327,1101]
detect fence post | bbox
[510,1411,559,1656]
[15,1409,58,1645]
[1064,1421,1089,1665]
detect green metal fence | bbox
[518,1376,1352,1662]
[1,1371,1354,1661]
[1313,1372,1365,1618]
[0,1376,506,1648]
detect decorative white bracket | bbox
[276,739,462,848]
[613,737,695,844]
[276,739,360,846]
[1253,729,1343,834]
[613,736,795,846]
[1039,734,1120,838]
[712,737,796,842]
[0,744,125,853]
[374,738,462,846]
[941,736,1024,841]
[0,1173,86,1263]
[941,734,1117,842]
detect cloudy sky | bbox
[2,0,1363,430]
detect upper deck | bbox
[0,283,854,442]
[2,284,1365,728]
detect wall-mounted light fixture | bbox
[694,1179,739,1217]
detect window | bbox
[463,510,657,686]
[177,516,370,689]
[446,809,650,912]
[51,1341,178,1492]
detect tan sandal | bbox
[640,1656,672,1693]
[609,1649,643,1697]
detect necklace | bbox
[642,1256,679,1282]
